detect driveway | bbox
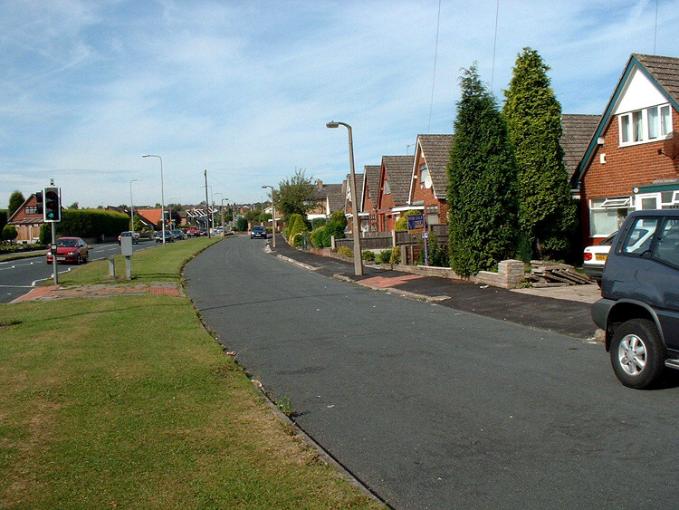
[184,237,679,510]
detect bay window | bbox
[590,197,631,237]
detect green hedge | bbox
[40,209,129,243]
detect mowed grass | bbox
[60,237,219,285]
[0,238,381,509]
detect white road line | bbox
[0,284,34,288]
[0,265,16,271]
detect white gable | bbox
[614,67,668,114]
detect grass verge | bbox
[0,239,380,509]
[0,251,45,262]
[60,237,218,285]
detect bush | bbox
[326,211,347,239]
[0,209,7,234]
[1,225,18,241]
[311,218,327,230]
[378,249,392,264]
[286,213,308,246]
[310,226,331,248]
[337,246,353,258]
[390,246,401,265]
[235,217,248,232]
[39,209,129,243]
[394,210,421,231]
[362,250,375,261]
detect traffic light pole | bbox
[51,222,58,285]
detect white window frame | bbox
[618,103,673,147]
[589,197,632,238]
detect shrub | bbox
[337,246,353,258]
[235,217,248,232]
[394,210,421,231]
[362,250,375,261]
[286,213,308,245]
[39,209,129,244]
[310,226,332,248]
[390,246,401,265]
[1,225,18,241]
[378,249,392,264]
[311,218,327,230]
[0,209,7,234]
[326,211,347,239]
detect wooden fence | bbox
[333,225,448,251]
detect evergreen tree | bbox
[503,48,577,260]
[447,65,517,276]
[8,191,25,217]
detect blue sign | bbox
[407,214,424,230]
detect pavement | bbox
[184,237,679,510]
[272,237,598,340]
[0,240,154,303]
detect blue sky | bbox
[2,0,679,209]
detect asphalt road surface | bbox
[0,240,154,303]
[185,237,679,510]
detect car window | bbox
[654,219,679,267]
[622,218,658,255]
[57,239,77,247]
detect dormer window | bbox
[619,104,671,146]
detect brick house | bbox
[360,164,381,232]
[406,134,454,226]
[572,54,679,245]
[7,194,44,243]
[376,155,415,231]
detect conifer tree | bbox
[447,65,517,276]
[503,48,577,260]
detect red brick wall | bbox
[377,166,396,232]
[580,106,679,245]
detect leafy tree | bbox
[325,210,347,239]
[0,210,7,233]
[225,206,234,222]
[8,191,25,217]
[447,64,517,276]
[276,170,315,220]
[2,224,18,241]
[69,202,79,209]
[503,48,577,260]
[235,217,248,231]
[258,212,272,223]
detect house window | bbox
[618,103,673,146]
[590,197,631,237]
[25,206,37,214]
[384,181,391,194]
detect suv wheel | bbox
[610,318,664,389]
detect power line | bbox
[490,0,500,91]
[426,0,442,133]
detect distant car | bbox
[154,231,175,243]
[185,227,200,237]
[171,229,185,240]
[592,210,679,389]
[46,237,89,264]
[250,226,267,239]
[117,231,140,245]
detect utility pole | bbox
[203,169,211,238]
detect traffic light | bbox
[35,191,43,215]
[43,187,61,222]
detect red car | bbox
[46,237,89,264]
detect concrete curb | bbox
[275,254,319,272]
[333,273,450,304]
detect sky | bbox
[2,0,679,209]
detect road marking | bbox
[0,284,33,288]
[0,265,16,271]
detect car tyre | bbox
[610,318,664,389]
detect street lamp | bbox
[142,154,166,245]
[129,179,139,232]
[220,196,229,229]
[326,120,363,276]
[262,185,276,249]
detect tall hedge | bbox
[40,209,129,243]
[447,65,517,276]
[0,209,7,234]
[503,48,577,260]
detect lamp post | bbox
[261,185,276,249]
[220,197,229,229]
[326,121,363,276]
[142,154,166,245]
[129,179,139,232]
[213,191,222,232]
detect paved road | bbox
[0,241,154,303]
[185,237,679,510]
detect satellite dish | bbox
[421,167,433,189]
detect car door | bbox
[649,218,679,349]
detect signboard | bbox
[407,214,424,230]
[422,231,429,239]
[120,236,133,256]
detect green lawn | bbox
[60,237,218,285]
[0,237,380,509]
[0,250,45,262]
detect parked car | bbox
[171,229,185,240]
[46,237,89,264]
[250,226,267,239]
[592,210,679,389]
[582,232,616,282]
[117,231,140,244]
[184,227,200,237]
[154,231,175,243]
